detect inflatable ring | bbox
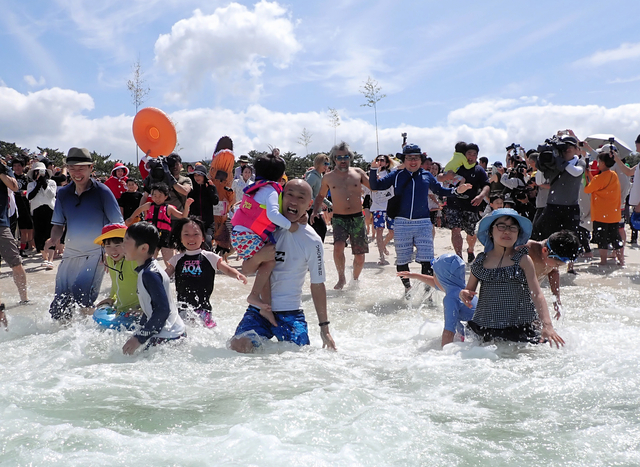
[93,305,140,331]
[132,107,177,159]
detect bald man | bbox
[230,179,336,353]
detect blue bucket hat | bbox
[476,208,532,252]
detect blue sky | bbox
[1,0,640,165]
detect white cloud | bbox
[576,42,640,67]
[2,85,639,168]
[24,75,46,87]
[154,2,301,102]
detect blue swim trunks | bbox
[233,305,310,347]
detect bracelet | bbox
[318,321,330,327]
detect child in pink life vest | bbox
[231,150,298,324]
[125,182,192,265]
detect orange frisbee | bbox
[132,107,177,158]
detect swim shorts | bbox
[233,305,310,347]
[591,221,623,250]
[0,226,22,268]
[394,217,434,265]
[443,207,480,236]
[372,211,394,230]
[332,213,369,255]
[231,230,266,260]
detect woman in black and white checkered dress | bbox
[459,209,564,347]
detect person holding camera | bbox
[141,153,192,216]
[0,158,29,305]
[26,162,57,269]
[531,131,586,243]
[11,157,35,256]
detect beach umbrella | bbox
[584,134,632,159]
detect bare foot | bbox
[378,258,389,266]
[247,293,277,326]
[334,278,346,290]
[259,308,278,327]
[383,247,390,255]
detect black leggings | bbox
[32,205,53,252]
[397,261,432,288]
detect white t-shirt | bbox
[232,184,291,234]
[271,224,325,312]
[370,169,394,212]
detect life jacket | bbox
[231,180,282,241]
[146,203,172,231]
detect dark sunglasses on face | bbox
[335,155,350,161]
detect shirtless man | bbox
[311,142,370,289]
[522,230,580,319]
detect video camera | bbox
[144,155,178,191]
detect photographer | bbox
[531,131,585,241]
[0,158,30,306]
[142,153,192,215]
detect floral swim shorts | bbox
[231,230,266,260]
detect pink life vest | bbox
[231,180,283,241]
[146,203,172,231]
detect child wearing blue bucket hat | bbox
[460,208,564,347]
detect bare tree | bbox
[360,76,386,156]
[127,59,150,164]
[328,107,340,145]
[298,128,313,155]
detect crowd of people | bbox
[1,129,639,352]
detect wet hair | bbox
[598,152,616,168]
[454,141,467,153]
[150,182,170,197]
[547,230,581,261]
[254,152,286,182]
[465,143,480,154]
[126,221,159,254]
[170,216,206,252]
[329,141,354,164]
[103,237,124,246]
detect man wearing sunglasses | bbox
[311,142,370,290]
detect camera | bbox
[608,137,615,144]
[401,133,407,138]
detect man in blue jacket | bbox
[370,144,471,297]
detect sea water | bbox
[1,260,639,466]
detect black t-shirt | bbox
[170,250,219,312]
[14,173,30,214]
[447,164,490,213]
[118,191,143,220]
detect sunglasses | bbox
[335,155,350,161]
[546,241,571,263]
[324,162,331,165]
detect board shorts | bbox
[233,305,310,347]
[332,212,369,255]
[49,253,104,320]
[372,211,394,230]
[231,230,266,260]
[466,320,542,345]
[591,221,623,250]
[394,217,434,265]
[443,207,480,236]
[0,226,22,268]
[158,230,171,249]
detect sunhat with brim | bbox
[476,208,532,252]
[94,224,127,245]
[238,155,250,163]
[66,147,93,166]
[27,162,53,179]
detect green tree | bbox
[37,147,66,167]
[0,141,26,159]
[360,76,386,157]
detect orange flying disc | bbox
[132,107,177,158]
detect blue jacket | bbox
[369,168,454,220]
[432,254,476,334]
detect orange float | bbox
[132,107,177,158]
[209,136,237,254]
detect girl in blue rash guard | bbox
[166,217,247,328]
[398,253,477,347]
